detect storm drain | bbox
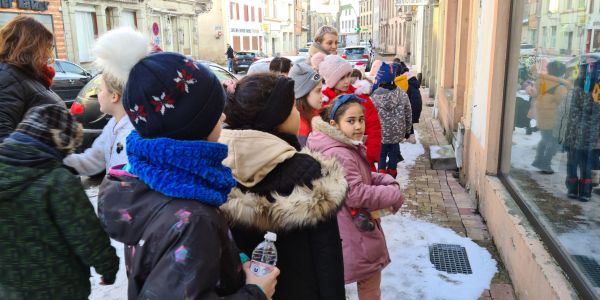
[429,243,473,274]
[572,255,600,287]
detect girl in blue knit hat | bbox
[95,28,279,300]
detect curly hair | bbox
[0,15,54,79]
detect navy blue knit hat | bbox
[122,52,225,140]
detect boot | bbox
[579,179,592,202]
[387,169,398,179]
[566,177,579,199]
[592,170,600,187]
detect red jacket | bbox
[322,85,382,165]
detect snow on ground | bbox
[396,132,425,189]
[344,213,497,300]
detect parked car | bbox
[520,44,537,57]
[247,56,307,75]
[51,59,94,107]
[342,46,373,71]
[69,61,237,150]
[233,51,258,74]
[298,48,309,57]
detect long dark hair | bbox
[296,95,316,126]
[0,15,54,79]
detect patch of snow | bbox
[397,131,425,189]
[345,213,497,300]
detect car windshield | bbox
[520,44,534,49]
[346,48,366,54]
[237,52,255,58]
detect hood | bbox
[219,129,297,188]
[0,141,60,201]
[98,170,169,244]
[220,149,347,232]
[538,73,573,94]
[307,116,365,154]
[408,76,420,88]
[372,87,401,111]
[394,74,409,92]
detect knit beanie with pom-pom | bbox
[318,55,353,89]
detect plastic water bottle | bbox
[250,231,278,276]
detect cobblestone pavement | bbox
[400,89,517,300]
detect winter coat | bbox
[407,77,423,123]
[306,117,404,283]
[99,168,266,300]
[219,129,347,300]
[322,84,383,165]
[0,63,63,141]
[226,47,235,59]
[534,74,572,130]
[560,86,600,150]
[0,135,119,300]
[63,116,134,176]
[298,108,319,147]
[371,87,413,144]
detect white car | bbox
[247,56,307,74]
[298,48,309,57]
[520,44,536,57]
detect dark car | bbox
[342,46,373,71]
[70,61,237,150]
[51,59,94,107]
[233,52,258,74]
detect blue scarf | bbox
[126,130,237,206]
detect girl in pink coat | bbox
[306,94,404,300]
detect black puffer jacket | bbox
[407,77,423,123]
[99,172,266,300]
[0,63,63,141]
[219,130,347,300]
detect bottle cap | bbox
[264,231,277,242]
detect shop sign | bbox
[396,0,429,5]
[1,0,50,11]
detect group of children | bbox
[0,24,423,300]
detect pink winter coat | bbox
[306,117,404,283]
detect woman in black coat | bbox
[0,16,63,141]
[219,74,347,300]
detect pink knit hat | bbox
[318,55,353,88]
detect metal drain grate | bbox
[429,243,473,274]
[572,255,600,287]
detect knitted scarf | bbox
[126,130,237,206]
[41,64,55,88]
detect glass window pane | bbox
[505,1,600,296]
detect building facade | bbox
[307,0,338,43]
[0,0,67,59]
[339,0,359,47]
[263,0,295,56]
[426,0,599,298]
[225,0,265,54]
[359,0,373,43]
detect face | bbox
[321,33,338,54]
[330,103,365,141]
[207,113,226,142]
[334,73,351,92]
[306,82,323,109]
[277,105,300,135]
[98,77,120,115]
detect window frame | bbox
[499,1,600,299]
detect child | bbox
[393,63,422,144]
[0,104,119,299]
[306,94,404,300]
[289,62,323,146]
[269,57,293,76]
[96,28,278,299]
[218,73,347,300]
[371,62,413,178]
[63,73,133,175]
[318,54,382,171]
[308,25,339,58]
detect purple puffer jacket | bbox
[306,117,404,283]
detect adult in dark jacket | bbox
[226,44,236,72]
[0,16,64,141]
[96,28,278,299]
[219,74,348,300]
[0,104,119,300]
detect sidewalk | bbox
[401,88,516,300]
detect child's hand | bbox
[243,262,280,299]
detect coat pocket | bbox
[359,222,387,263]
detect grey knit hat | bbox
[289,62,321,98]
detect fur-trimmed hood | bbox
[220,149,348,232]
[309,116,365,147]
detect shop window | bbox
[252,36,258,50]
[242,36,249,50]
[75,11,97,62]
[121,10,136,29]
[503,1,600,298]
